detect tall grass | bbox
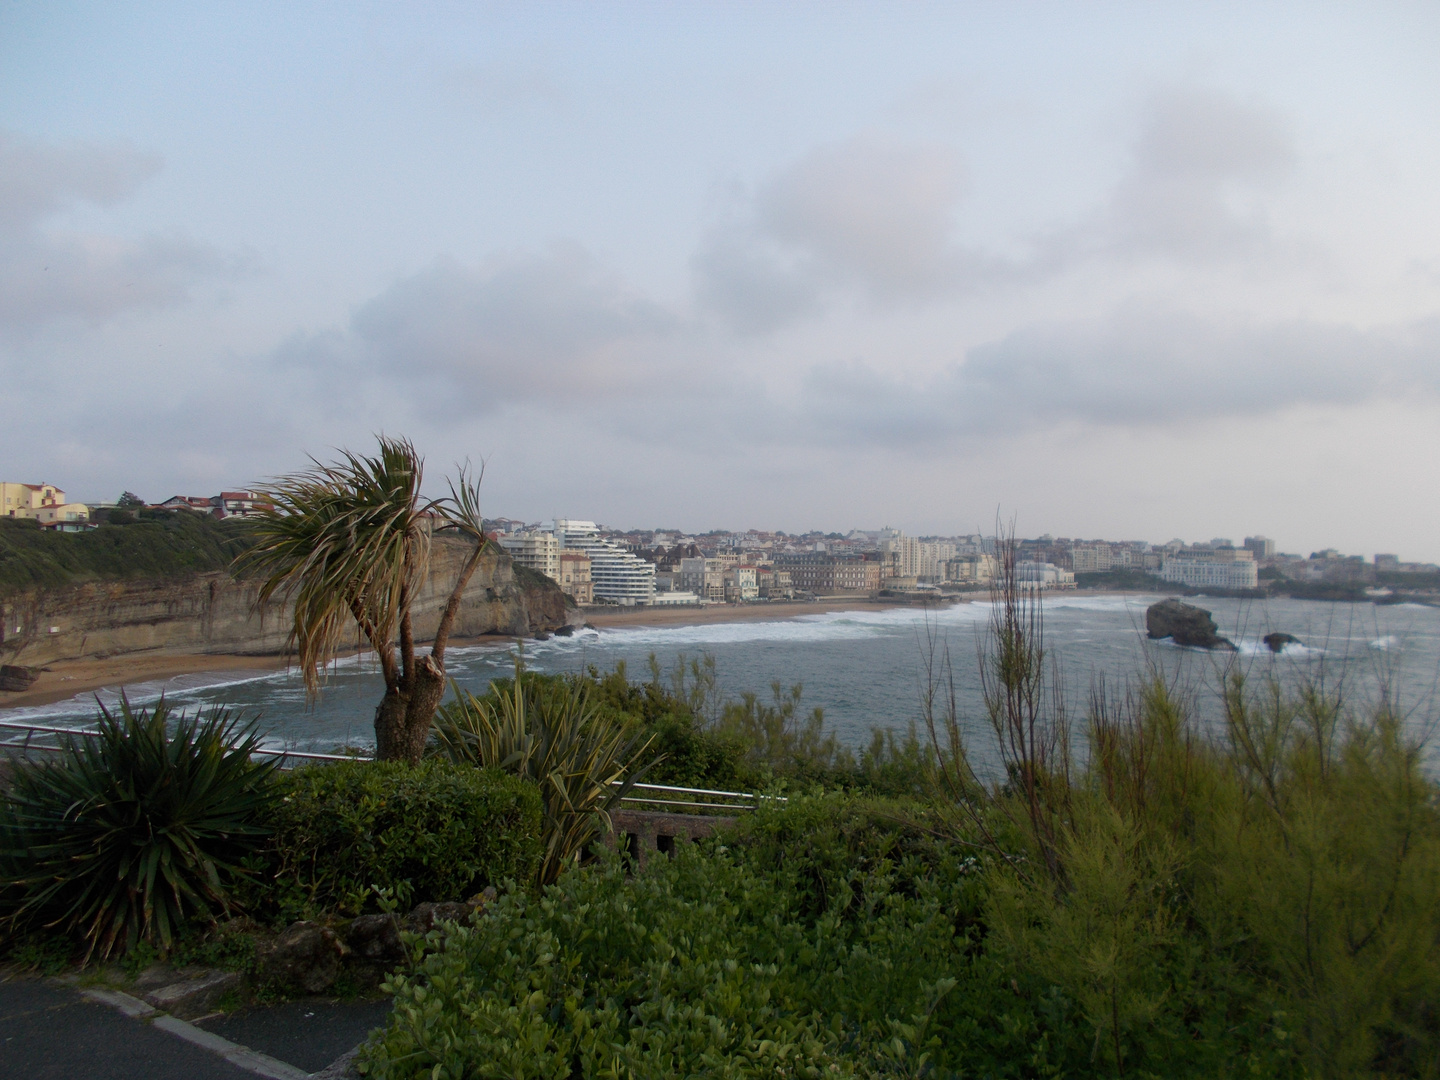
[923,526,1440,1077]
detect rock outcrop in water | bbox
[1146,599,1236,650]
[0,538,573,668]
[1263,632,1301,653]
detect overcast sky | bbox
[2,2,1438,558]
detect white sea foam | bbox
[1371,635,1402,651]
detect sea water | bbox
[5,595,1438,760]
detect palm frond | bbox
[235,435,435,694]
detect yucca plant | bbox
[0,696,277,962]
[430,664,660,885]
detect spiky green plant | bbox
[430,663,660,885]
[235,435,488,762]
[0,697,277,962]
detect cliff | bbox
[0,537,573,666]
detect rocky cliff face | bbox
[0,539,573,666]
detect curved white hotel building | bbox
[551,520,656,605]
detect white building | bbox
[916,540,956,581]
[552,520,656,605]
[1016,561,1076,588]
[1160,550,1259,590]
[497,530,560,580]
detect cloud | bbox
[796,308,1440,444]
[694,135,1003,332]
[698,90,1298,337]
[287,245,691,413]
[1041,89,1298,266]
[0,130,233,335]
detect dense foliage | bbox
[0,698,276,960]
[360,646,1440,1079]
[0,511,254,596]
[247,759,542,919]
[430,668,657,885]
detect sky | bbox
[2,2,1439,559]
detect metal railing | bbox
[0,718,776,813]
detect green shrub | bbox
[430,667,658,885]
[0,697,277,961]
[253,760,541,918]
[362,831,993,1079]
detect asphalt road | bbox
[0,976,391,1080]
[0,977,259,1080]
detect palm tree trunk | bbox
[372,540,489,763]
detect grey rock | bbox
[142,969,244,1019]
[0,665,40,692]
[256,921,346,994]
[345,913,405,965]
[1263,632,1301,653]
[1146,599,1236,650]
[404,901,473,934]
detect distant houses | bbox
[0,482,94,532]
[1,483,272,531]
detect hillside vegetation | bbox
[0,512,254,597]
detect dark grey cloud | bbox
[0,130,233,335]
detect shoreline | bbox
[0,597,952,712]
[579,596,950,629]
[2,585,1427,714]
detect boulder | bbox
[1263,632,1301,653]
[345,913,406,965]
[404,901,474,934]
[404,887,498,935]
[256,921,346,994]
[0,665,40,692]
[1146,599,1236,650]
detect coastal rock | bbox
[1146,599,1236,650]
[1263,632,1301,653]
[0,664,39,691]
[256,921,346,994]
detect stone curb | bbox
[75,985,312,1080]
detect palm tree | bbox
[236,436,487,763]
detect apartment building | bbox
[773,552,881,594]
[557,551,593,604]
[725,565,759,602]
[553,520,656,605]
[945,553,996,584]
[498,530,560,579]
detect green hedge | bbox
[252,760,541,919]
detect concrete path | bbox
[0,974,389,1079]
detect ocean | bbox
[5,595,1439,762]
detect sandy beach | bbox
[0,597,960,713]
[579,596,947,629]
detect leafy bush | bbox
[252,760,541,918]
[362,816,994,1080]
[0,697,277,961]
[430,667,657,885]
